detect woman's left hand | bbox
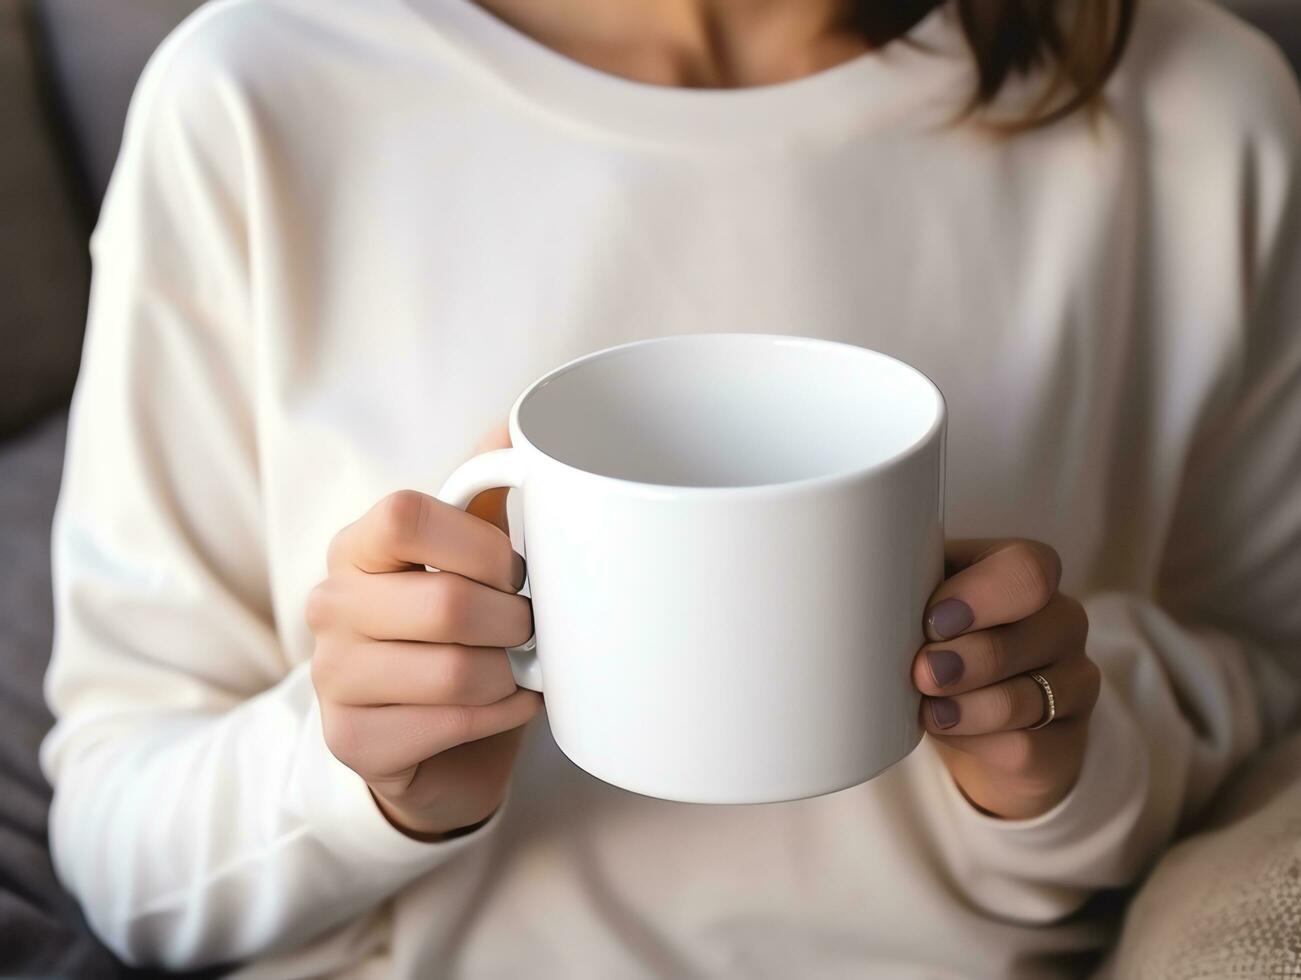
[912,539,1101,820]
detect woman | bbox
[39,0,1301,976]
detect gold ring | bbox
[1026,672,1056,730]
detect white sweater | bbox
[40,0,1301,977]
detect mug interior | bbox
[516,334,942,488]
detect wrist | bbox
[952,774,1070,820]
[370,788,498,842]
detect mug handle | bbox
[435,448,542,692]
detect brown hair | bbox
[850,0,1139,129]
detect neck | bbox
[473,0,936,89]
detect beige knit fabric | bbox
[1107,730,1301,979]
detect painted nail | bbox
[512,553,527,591]
[926,649,964,689]
[926,598,973,640]
[930,697,960,729]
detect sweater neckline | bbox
[405,0,970,147]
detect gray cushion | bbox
[0,413,224,976]
[0,0,89,438]
[0,410,118,975]
[33,0,206,208]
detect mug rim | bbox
[507,332,947,497]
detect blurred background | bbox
[0,1,1298,976]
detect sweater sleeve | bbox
[39,12,502,969]
[919,47,1301,924]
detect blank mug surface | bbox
[438,334,946,804]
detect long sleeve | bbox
[38,13,501,969]
[919,42,1301,924]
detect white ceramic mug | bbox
[437,333,946,804]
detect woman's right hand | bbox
[306,468,540,840]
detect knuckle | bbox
[325,527,349,570]
[309,641,346,701]
[1002,541,1057,609]
[304,580,338,634]
[1062,594,1090,646]
[436,647,479,701]
[426,574,469,638]
[377,489,429,551]
[1082,658,1103,707]
[990,681,1019,728]
[1030,540,1064,591]
[994,730,1037,773]
[320,705,363,768]
[964,630,1002,681]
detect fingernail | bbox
[929,697,960,729]
[926,649,964,689]
[511,552,527,591]
[926,598,973,640]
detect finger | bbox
[312,641,519,707]
[912,593,1088,696]
[920,656,1101,736]
[324,690,542,780]
[328,489,524,593]
[316,569,533,647]
[937,538,1013,576]
[923,538,1063,642]
[930,716,1085,781]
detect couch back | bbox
[1231,1,1301,69]
[0,1,203,437]
[33,0,204,208]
